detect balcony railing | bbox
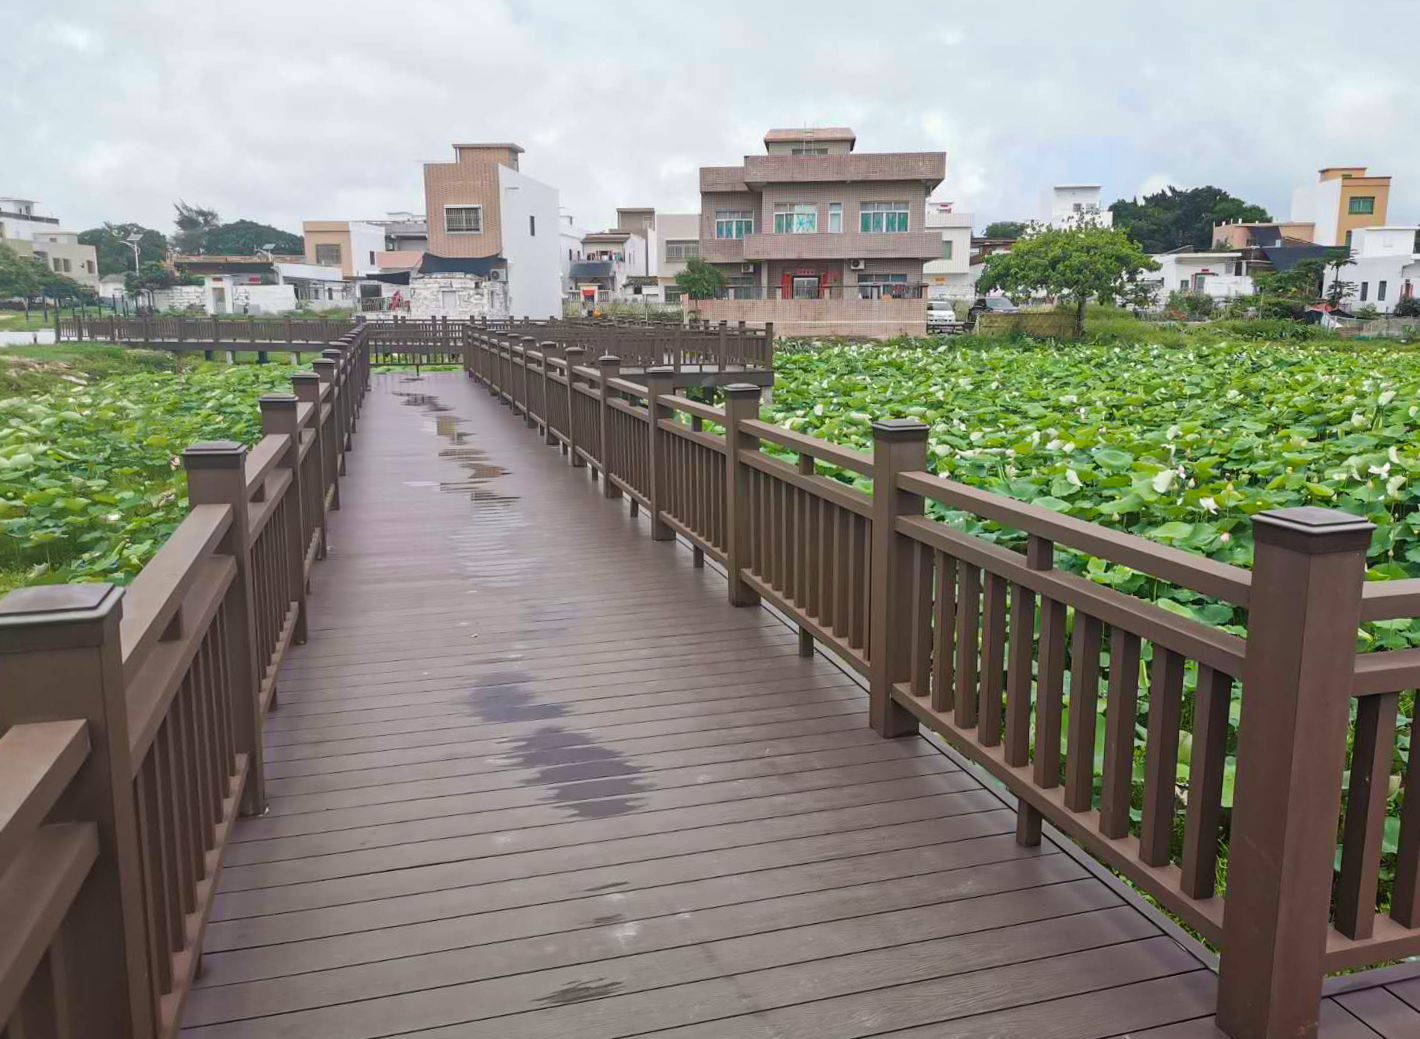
[700,283,929,301]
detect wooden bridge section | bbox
[4,324,1420,1038]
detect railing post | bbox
[723,383,761,608]
[182,441,267,817]
[291,373,328,559]
[520,336,537,428]
[539,342,561,446]
[565,347,585,467]
[597,355,621,498]
[312,357,343,502]
[867,419,928,738]
[1216,506,1373,1039]
[321,348,351,455]
[0,584,157,1039]
[259,395,309,647]
[717,320,727,371]
[764,320,775,370]
[645,366,675,542]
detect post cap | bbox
[0,582,123,648]
[258,393,298,408]
[646,366,675,376]
[723,383,761,399]
[183,440,247,469]
[539,340,558,349]
[321,348,343,358]
[598,354,620,366]
[1253,506,1374,554]
[290,371,320,381]
[871,418,930,441]
[565,346,586,354]
[521,336,536,343]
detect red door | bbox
[781,272,792,299]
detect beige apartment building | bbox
[693,128,945,336]
[1291,166,1392,248]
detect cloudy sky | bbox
[5,0,1417,238]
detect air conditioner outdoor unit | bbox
[740,263,757,274]
[488,269,505,282]
[849,259,866,271]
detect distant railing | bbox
[701,283,930,301]
[465,330,1420,1039]
[0,326,370,1038]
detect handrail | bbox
[118,503,232,682]
[243,434,288,497]
[1360,578,1420,621]
[742,419,876,477]
[899,470,1254,606]
[0,721,90,877]
[658,394,724,424]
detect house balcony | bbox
[742,151,946,188]
[741,231,942,261]
[699,236,746,264]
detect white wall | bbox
[233,283,298,313]
[1353,227,1418,258]
[1291,177,1342,247]
[348,222,385,276]
[498,164,562,320]
[1046,186,1112,228]
[408,273,508,319]
[1150,254,1252,305]
[558,209,588,295]
[275,261,344,283]
[656,212,700,284]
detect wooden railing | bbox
[60,314,775,374]
[465,333,1420,1039]
[0,326,370,1039]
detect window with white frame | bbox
[774,203,817,234]
[714,210,753,239]
[828,203,843,233]
[665,240,700,261]
[856,272,908,299]
[860,201,910,233]
[941,239,953,260]
[791,146,829,156]
[445,205,483,233]
[315,243,342,266]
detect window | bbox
[857,272,909,299]
[368,251,375,266]
[715,210,753,239]
[1348,196,1376,216]
[941,239,953,260]
[62,258,71,273]
[1379,280,1387,301]
[315,243,342,266]
[791,146,828,156]
[1346,230,1354,249]
[529,215,536,236]
[52,257,61,271]
[665,286,682,304]
[1180,279,1188,291]
[773,203,817,234]
[828,203,842,233]
[665,240,700,261]
[1361,282,1369,301]
[860,201,910,233]
[1233,261,1243,276]
[445,205,483,233]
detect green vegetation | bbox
[0,243,88,302]
[173,202,302,255]
[0,347,297,591]
[983,220,1029,239]
[764,330,1420,908]
[675,257,727,299]
[78,224,168,275]
[1109,185,1271,252]
[977,226,1159,337]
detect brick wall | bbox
[700,191,756,263]
[686,297,927,339]
[425,150,511,259]
[743,152,945,186]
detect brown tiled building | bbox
[697,128,945,302]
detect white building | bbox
[573,229,651,304]
[0,197,100,291]
[1044,185,1113,228]
[558,208,589,298]
[656,212,699,304]
[922,202,975,299]
[1337,226,1420,313]
[495,164,561,319]
[1147,252,1253,306]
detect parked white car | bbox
[926,300,960,333]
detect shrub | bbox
[1395,296,1420,318]
[1355,304,1380,320]
[1166,291,1215,320]
[1208,318,1317,341]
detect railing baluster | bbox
[1063,614,1104,812]
[979,572,1008,747]
[1180,664,1231,898]
[1336,691,1399,939]
[1099,628,1141,840]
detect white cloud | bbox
[1,0,1416,237]
[1136,173,1178,199]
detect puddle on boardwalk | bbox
[393,389,650,820]
[535,979,626,1006]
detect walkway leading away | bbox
[179,372,1410,1039]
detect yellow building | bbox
[1290,167,1391,248]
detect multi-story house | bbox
[656,212,700,304]
[557,208,588,299]
[0,197,100,292]
[1335,226,1420,314]
[922,202,975,299]
[1291,167,1392,248]
[693,128,945,337]
[301,220,385,278]
[422,143,561,319]
[1044,185,1112,228]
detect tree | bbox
[976,225,1160,338]
[1254,259,1323,319]
[172,201,221,253]
[1323,247,1357,309]
[675,258,727,300]
[202,219,303,256]
[0,243,44,300]
[124,261,200,308]
[78,223,168,275]
[1109,186,1272,252]
[1394,296,1420,318]
[983,220,1029,239]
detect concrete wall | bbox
[1292,177,1343,247]
[686,296,926,339]
[657,212,700,284]
[150,285,206,311]
[20,235,100,290]
[233,283,298,313]
[408,273,509,320]
[497,164,561,320]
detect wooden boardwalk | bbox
[178,371,1417,1039]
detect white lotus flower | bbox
[1066,469,1083,487]
[1369,463,1391,477]
[1151,470,1176,493]
[1379,390,1396,406]
[1352,411,1367,427]
[1199,497,1218,514]
[1387,475,1406,498]
[1389,446,1401,465]
[1220,531,1231,543]
[1060,394,1077,405]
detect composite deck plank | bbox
[1336,986,1420,1037]
[178,372,1227,1037]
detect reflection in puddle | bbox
[535,979,626,1006]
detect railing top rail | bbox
[118,503,232,681]
[741,419,875,478]
[606,376,648,397]
[1360,578,1420,621]
[897,469,1253,606]
[0,720,90,878]
[658,394,725,425]
[243,434,289,497]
